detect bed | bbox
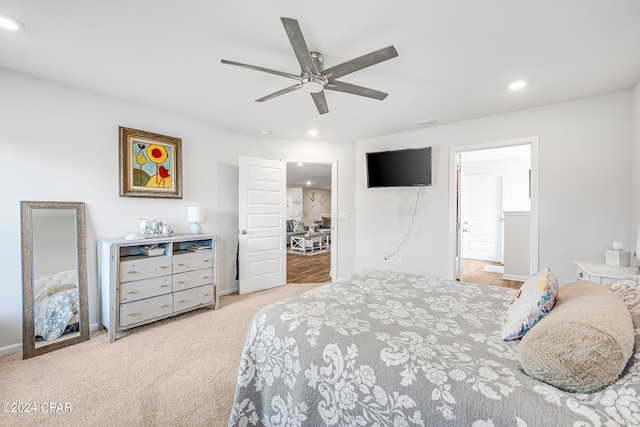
[33,269,80,341]
[229,270,640,426]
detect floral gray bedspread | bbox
[34,288,79,341]
[229,270,640,426]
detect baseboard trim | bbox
[502,274,527,282]
[0,343,21,357]
[220,287,238,296]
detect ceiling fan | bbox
[221,17,398,115]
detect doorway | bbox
[449,138,539,286]
[238,157,337,295]
[286,161,335,284]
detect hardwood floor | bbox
[460,258,523,289]
[287,250,331,283]
[285,253,519,289]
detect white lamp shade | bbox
[187,206,204,223]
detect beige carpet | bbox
[0,282,324,427]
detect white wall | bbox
[632,81,640,230]
[303,188,331,223]
[463,155,531,211]
[286,187,303,219]
[0,68,356,354]
[355,91,633,284]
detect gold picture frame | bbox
[119,127,182,198]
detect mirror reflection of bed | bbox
[33,269,80,346]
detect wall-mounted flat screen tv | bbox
[366,147,432,188]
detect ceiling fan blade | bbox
[322,46,398,80]
[281,17,318,75]
[325,81,388,100]
[221,59,300,80]
[311,91,329,114]
[255,84,301,102]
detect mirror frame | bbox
[20,201,89,359]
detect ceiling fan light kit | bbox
[301,75,326,93]
[221,17,398,115]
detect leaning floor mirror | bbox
[21,201,89,359]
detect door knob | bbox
[241,230,247,234]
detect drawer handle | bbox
[178,300,186,304]
[203,259,210,263]
[178,281,186,284]
[161,266,170,269]
[128,312,140,317]
[161,284,170,288]
[127,270,137,274]
[161,304,170,308]
[203,276,210,280]
[127,291,138,294]
[178,263,186,266]
[204,293,212,297]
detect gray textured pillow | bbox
[518,281,634,393]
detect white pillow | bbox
[501,267,558,341]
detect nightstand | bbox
[574,261,632,285]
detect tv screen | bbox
[366,147,432,188]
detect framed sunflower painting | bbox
[119,127,182,198]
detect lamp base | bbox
[190,222,201,235]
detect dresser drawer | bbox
[119,256,172,282]
[173,251,214,274]
[173,285,215,312]
[173,268,214,291]
[119,275,172,303]
[119,294,173,327]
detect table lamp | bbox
[188,206,204,235]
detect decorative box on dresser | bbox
[98,234,219,342]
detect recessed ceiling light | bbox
[508,80,527,91]
[308,130,318,137]
[297,162,304,167]
[0,13,25,31]
[306,181,311,186]
[259,128,271,135]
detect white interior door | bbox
[461,175,503,262]
[238,156,286,294]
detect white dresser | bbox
[574,261,631,286]
[98,234,218,342]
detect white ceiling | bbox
[287,162,332,189]
[1,1,639,142]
